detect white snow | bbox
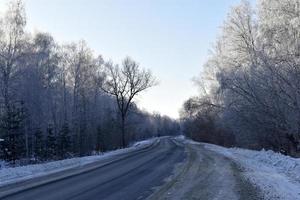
[0,138,157,187]
[187,139,300,200]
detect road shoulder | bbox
[148,139,262,200]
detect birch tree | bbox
[0,0,27,162]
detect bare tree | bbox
[101,57,157,147]
[0,0,27,162]
[181,0,300,155]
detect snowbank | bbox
[0,138,157,187]
[199,141,300,200]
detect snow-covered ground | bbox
[2,136,299,200]
[0,138,157,187]
[181,136,300,200]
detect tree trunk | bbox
[121,116,126,148]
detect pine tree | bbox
[34,128,44,161]
[0,103,26,164]
[96,125,105,152]
[59,123,71,159]
[46,124,56,160]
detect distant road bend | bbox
[0,137,261,200]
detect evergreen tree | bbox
[0,103,26,164]
[96,125,105,152]
[34,128,44,161]
[59,123,71,158]
[46,124,56,159]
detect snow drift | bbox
[203,142,300,200]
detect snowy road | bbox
[0,137,270,200]
[0,138,186,200]
[150,141,261,200]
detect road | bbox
[150,142,262,200]
[0,138,186,200]
[0,137,261,200]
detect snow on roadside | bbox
[188,140,300,200]
[0,138,157,187]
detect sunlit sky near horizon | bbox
[0,0,255,119]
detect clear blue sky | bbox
[1,0,255,118]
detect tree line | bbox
[0,0,180,165]
[181,0,300,156]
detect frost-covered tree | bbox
[183,0,300,155]
[0,0,178,164]
[0,0,28,163]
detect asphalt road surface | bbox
[0,138,186,200]
[0,137,262,200]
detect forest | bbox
[180,0,300,157]
[0,0,180,165]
